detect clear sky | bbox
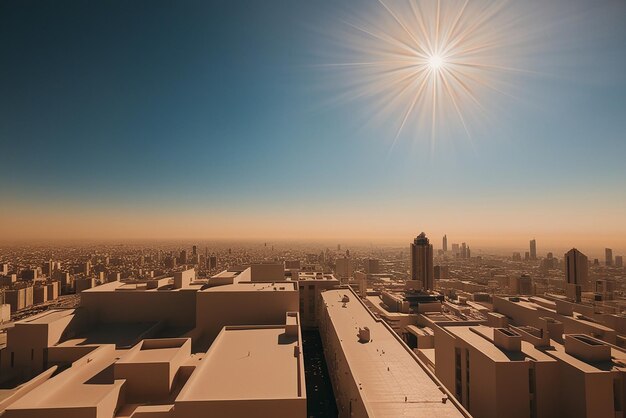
[1,0,625,254]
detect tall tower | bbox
[530,239,537,260]
[442,235,448,252]
[565,248,589,291]
[605,248,613,267]
[410,232,434,291]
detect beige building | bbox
[0,267,307,418]
[319,287,469,417]
[427,322,626,418]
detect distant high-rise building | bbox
[365,259,380,275]
[451,243,459,255]
[616,256,623,268]
[434,265,449,280]
[179,250,188,265]
[335,257,353,280]
[442,235,448,252]
[512,252,522,262]
[524,251,530,261]
[530,239,537,260]
[512,274,533,295]
[192,245,197,256]
[209,256,217,269]
[410,233,434,291]
[84,261,91,276]
[605,248,613,267]
[43,259,54,276]
[466,246,471,259]
[565,248,589,291]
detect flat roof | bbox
[322,289,464,417]
[118,344,183,364]
[444,326,525,362]
[83,281,202,292]
[6,346,120,410]
[545,339,626,373]
[503,297,615,332]
[177,326,302,401]
[201,282,296,293]
[21,309,74,325]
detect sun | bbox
[324,0,534,152]
[427,54,445,71]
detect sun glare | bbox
[327,0,534,152]
[427,54,444,71]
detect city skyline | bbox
[1,0,626,249]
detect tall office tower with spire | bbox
[442,234,448,252]
[565,248,589,291]
[410,232,434,291]
[530,239,537,260]
[605,248,613,266]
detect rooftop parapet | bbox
[493,327,522,352]
[564,334,611,363]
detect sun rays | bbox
[323,0,536,153]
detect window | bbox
[529,367,537,418]
[465,349,470,409]
[615,379,623,412]
[454,348,462,401]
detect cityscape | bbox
[1,0,625,417]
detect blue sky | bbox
[1,0,625,250]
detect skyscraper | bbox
[565,248,589,291]
[410,232,434,291]
[530,239,537,260]
[442,234,448,252]
[605,248,613,266]
[616,256,623,268]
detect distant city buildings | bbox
[443,234,448,252]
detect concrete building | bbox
[511,274,533,295]
[493,296,617,345]
[606,248,614,267]
[295,271,339,328]
[428,322,626,418]
[250,262,284,281]
[530,239,537,260]
[365,258,380,275]
[565,248,589,292]
[319,287,468,417]
[335,257,353,281]
[0,266,307,418]
[411,232,434,291]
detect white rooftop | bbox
[322,289,465,417]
